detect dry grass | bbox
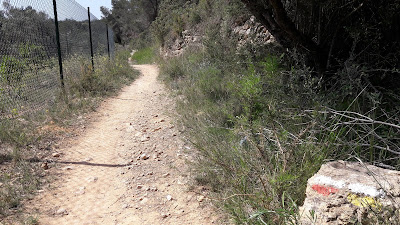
[0,48,139,221]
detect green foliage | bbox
[68,52,138,97]
[131,47,156,64]
[0,43,48,85]
[0,56,25,84]
[172,14,185,37]
[159,39,323,223]
[101,0,160,44]
[150,19,167,46]
[157,15,400,222]
[188,9,201,26]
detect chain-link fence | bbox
[0,0,114,119]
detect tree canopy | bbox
[101,0,159,44]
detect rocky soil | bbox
[24,64,226,224]
[161,16,275,58]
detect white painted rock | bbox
[298,161,400,224]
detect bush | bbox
[153,0,400,223]
[159,29,400,224]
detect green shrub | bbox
[153,0,400,223]
[160,36,399,224]
[188,9,202,26]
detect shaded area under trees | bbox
[101,0,159,45]
[241,0,400,88]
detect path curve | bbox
[29,65,221,224]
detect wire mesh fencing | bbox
[0,0,114,119]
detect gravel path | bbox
[28,64,222,224]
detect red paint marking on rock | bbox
[312,184,338,196]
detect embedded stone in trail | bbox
[298,160,400,224]
[55,208,68,216]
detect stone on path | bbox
[55,208,68,215]
[298,160,400,224]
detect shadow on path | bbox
[56,161,129,168]
[24,157,129,168]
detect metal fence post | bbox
[52,0,64,87]
[87,7,94,71]
[106,24,111,59]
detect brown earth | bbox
[25,64,226,225]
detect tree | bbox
[101,0,160,45]
[140,0,159,22]
[240,0,400,85]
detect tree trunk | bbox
[240,0,327,74]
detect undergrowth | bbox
[0,48,138,220]
[156,7,400,222]
[130,47,156,64]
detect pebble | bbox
[150,187,158,192]
[56,208,68,215]
[139,154,149,160]
[140,197,149,204]
[161,213,170,218]
[126,125,135,132]
[52,153,61,157]
[137,185,144,189]
[75,186,85,195]
[166,195,173,201]
[140,136,150,142]
[41,162,49,170]
[86,177,98,182]
[197,195,205,202]
[153,127,162,132]
[63,166,74,171]
[162,173,170,178]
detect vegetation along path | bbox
[27,64,220,224]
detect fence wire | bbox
[0,0,114,119]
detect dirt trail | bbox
[28,65,222,224]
